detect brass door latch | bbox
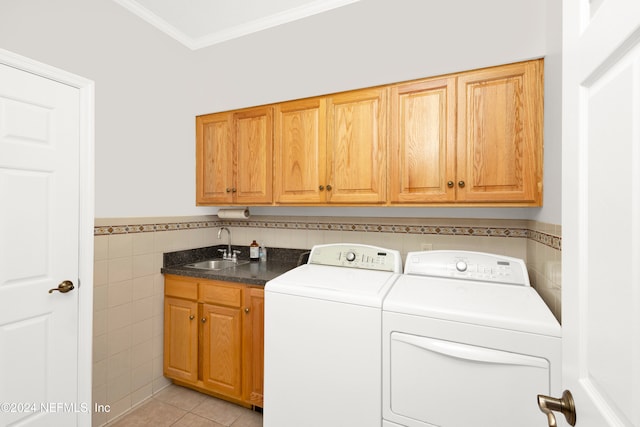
[48,280,75,294]
[537,390,577,427]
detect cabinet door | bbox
[201,303,243,398]
[163,297,198,383]
[243,287,264,407]
[196,112,235,204]
[389,77,457,203]
[456,60,543,204]
[326,88,387,203]
[274,98,327,204]
[234,106,273,204]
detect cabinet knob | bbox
[326,184,332,191]
[244,307,250,314]
[319,185,325,191]
[232,188,237,193]
[458,180,465,188]
[447,181,454,188]
[189,315,195,320]
[201,318,207,323]
[226,187,231,193]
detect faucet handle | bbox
[218,248,227,257]
[232,250,241,261]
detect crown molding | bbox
[112,0,360,50]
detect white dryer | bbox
[264,243,402,427]
[382,251,561,427]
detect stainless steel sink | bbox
[185,259,249,270]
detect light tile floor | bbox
[106,385,263,427]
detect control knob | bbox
[455,261,468,272]
[345,252,357,262]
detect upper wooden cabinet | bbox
[274,88,387,204]
[389,77,457,203]
[456,60,542,204]
[196,112,233,204]
[199,59,543,207]
[389,60,543,205]
[326,88,387,204]
[196,106,273,205]
[274,97,327,204]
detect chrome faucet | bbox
[217,227,233,259]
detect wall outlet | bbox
[420,243,433,251]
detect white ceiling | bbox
[112,0,360,50]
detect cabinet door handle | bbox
[326,184,332,191]
[244,307,250,314]
[189,315,195,320]
[447,181,454,188]
[319,185,325,191]
[458,180,465,188]
[232,188,237,193]
[226,187,231,193]
[201,318,207,323]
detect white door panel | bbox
[0,61,81,426]
[563,0,640,425]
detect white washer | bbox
[264,243,402,427]
[382,251,561,427]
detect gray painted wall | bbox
[0,0,560,223]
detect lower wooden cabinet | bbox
[163,275,264,407]
[164,296,198,382]
[243,287,265,406]
[201,302,243,398]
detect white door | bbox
[562,0,640,425]
[0,56,92,426]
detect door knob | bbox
[537,390,576,427]
[48,280,75,294]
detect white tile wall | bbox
[527,222,562,321]
[93,231,179,425]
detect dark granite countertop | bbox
[161,245,310,286]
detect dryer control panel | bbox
[309,243,403,273]
[404,250,529,286]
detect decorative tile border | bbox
[94,221,219,236]
[94,217,561,250]
[217,219,529,238]
[528,229,562,251]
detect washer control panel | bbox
[404,250,529,286]
[308,243,403,273]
